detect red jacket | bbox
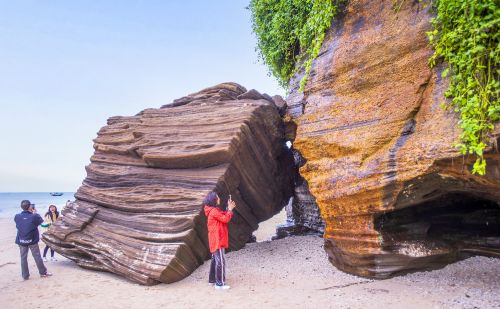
[204,205,233,253]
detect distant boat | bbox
[50,192,64,196]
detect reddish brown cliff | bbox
[287,0,500,278]
[43,83,294,285]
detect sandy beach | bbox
[1,213,499,309]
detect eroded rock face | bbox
[288,0,500,278]
[43,83,294,285]
[290,149,324,233]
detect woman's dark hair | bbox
[203,191,218,207]
[45,205,60,221]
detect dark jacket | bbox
[204,205,233,253]
[14,210,44,246]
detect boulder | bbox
[43,83,294,285]
[287,0,500,278]
[236,88,266,101]
[271,95,288,117]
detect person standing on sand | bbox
[203,191,236,290]
[41,205,59,262]
[14,200,52,280]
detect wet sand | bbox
[0,215,498,309]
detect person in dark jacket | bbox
[203,191,236,290]
[14,200,52,280]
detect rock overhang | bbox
[285,0,500,278]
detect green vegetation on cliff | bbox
[250,0,498,174]
[427,0,499,175]
[249,0,343,90]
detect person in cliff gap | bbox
[14,200,53,280]
[204,191,236,290]
[41,204,60,262]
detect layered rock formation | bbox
[287,0,500,278]
[43,83,294,285]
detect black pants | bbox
[208,248,226,286]
[43,245,54,258]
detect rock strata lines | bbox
[43,83,294,285]
[287,0,500,278]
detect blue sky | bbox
[0,1,283,192]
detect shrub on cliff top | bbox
[249,0,342,90]
[428,0,499,175]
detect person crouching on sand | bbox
[41,205,59,262]
[203,191,236,290]
[14,200,53,280]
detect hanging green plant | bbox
[249,0,343,91]
[427,0,500,175]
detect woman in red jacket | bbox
[203,191,236,290]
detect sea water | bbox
[0,192,75,218]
